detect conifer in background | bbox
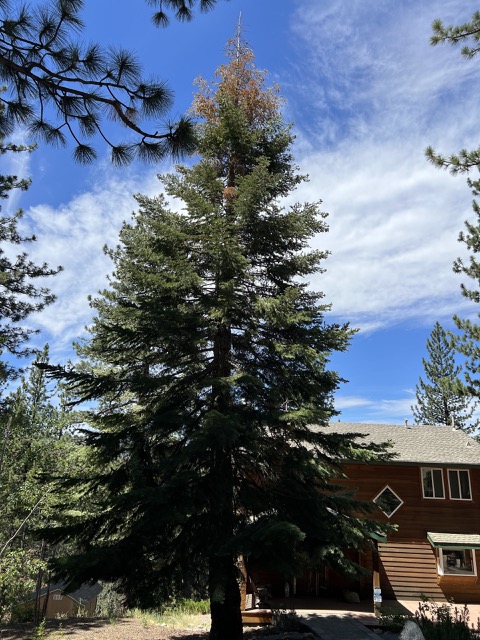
[45,39,390,640]
[426,11,480,433]
[0,129,61,391]
[412,322,477,432]
[0,346,77,622]
[449,176,480,422]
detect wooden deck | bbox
[241,609,272,625]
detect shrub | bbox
[415,600,477,640]
[169,599,210,615]
[10,602,35,623]
[378,608,414,632]
[272,609,304,632]
[95,582,126,619]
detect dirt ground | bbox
[0,617,304,640]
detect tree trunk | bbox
[209,556,243,640]
[33,541,46,626]
[208,218,241,640]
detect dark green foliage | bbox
[43,40,391,640]
[0,346,77,622]
[146,0,222,27]
[271,609,304,633]
[426,11,480,172]
[0,123,62,619]
[94,582,126,619]
[0,0,216,164]
[412,322,477,432]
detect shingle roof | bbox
[311,422,480,466]
[427,532,480,548]
[35,582,102,603]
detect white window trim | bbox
[373,485,404,518]
[52,594,63,600]
[447,468,472,501]
[421,467,445,500]
[438,547,477,577]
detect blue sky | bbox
[5,0,480,423]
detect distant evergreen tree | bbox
[0,132,61,390]
[426,11,480,434]
[44,39,391,640]
[412,322,477,431]
[0,346,77,622]
[448,177,480,419]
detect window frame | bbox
[373,485,404,518]
[437,547,477,577]
[447,469,472,501]
[421,467,445,499]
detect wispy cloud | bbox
[336,391,417,424]
[335,396,373,410]
[21,163,163,361]
[2,130,34,217]
[11,0,480,397]
[286,0,480,330]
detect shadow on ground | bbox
[0,618,129,639]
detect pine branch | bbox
[0,487,52,559]
[0,0,220,162]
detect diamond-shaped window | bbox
[373,485,403,518]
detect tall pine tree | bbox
[449,176,480,417]
[45,39,390,640]
[425,10,480,433]
[412,321,477,431]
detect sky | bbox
[4,0,480,424]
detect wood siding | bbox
[378,541,445,601]
[341,463,480,603]
[244,461,480,603]
[339,463,480,543]
[24,592,98,619]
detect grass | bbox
[130,599,210,630]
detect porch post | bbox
[372,540,381,616]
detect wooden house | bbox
[32,582,102,618]
[246,422,480,605]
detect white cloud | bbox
[284,0,480,330]
[11,0,480,383]
[1,130,33,216]
[334,395,372,410]
[335,391,417,424]
[20,164,164,361]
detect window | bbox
[448,469,472,500]
[422,468,445,499]
[438,548,476,576]
[52,594,63,601]
[373,485,403,517]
